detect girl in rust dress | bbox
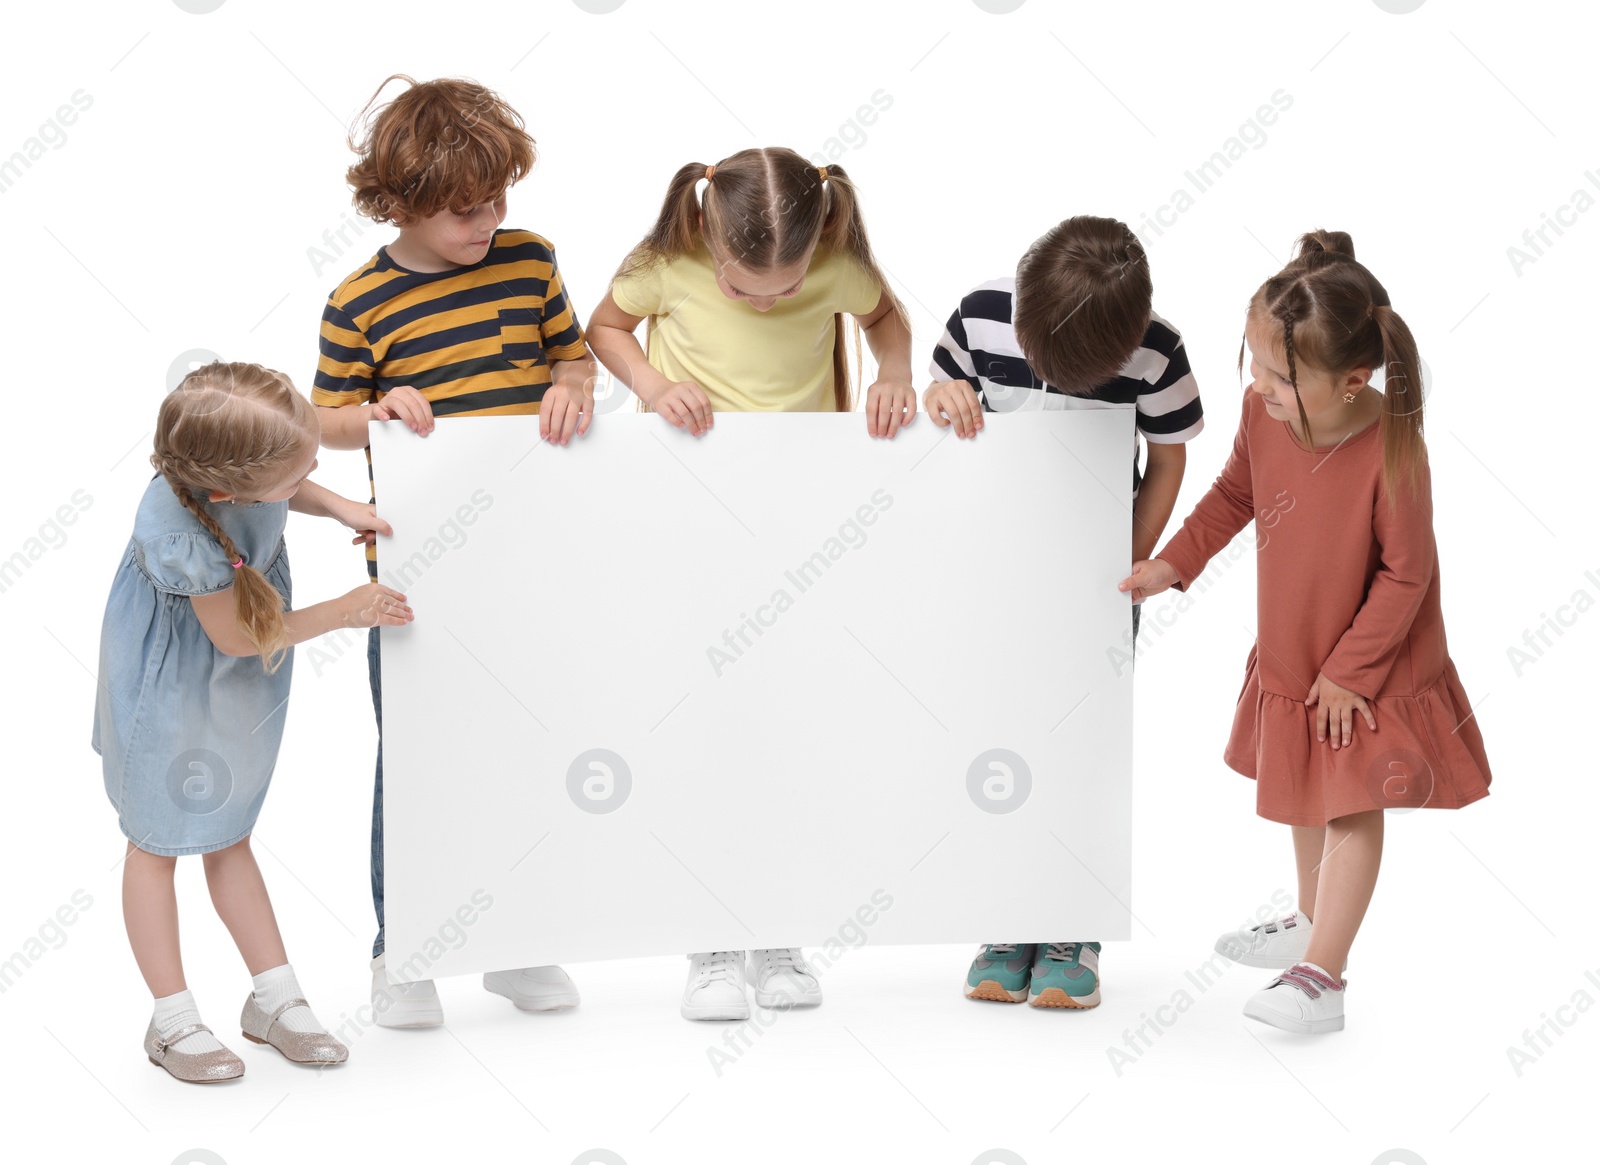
[1121,231,1492,1034]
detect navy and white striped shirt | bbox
[931,276,1204,495]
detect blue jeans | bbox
[368,626,386,958]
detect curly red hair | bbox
[346,75,535,225]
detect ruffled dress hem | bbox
[1221,656,1492,827]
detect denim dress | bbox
[93,477,294,856]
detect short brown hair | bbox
[346,75,535,225]
[1013,216,1152,396]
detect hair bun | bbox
[1296,230,1356,260]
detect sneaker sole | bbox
[375,1013,444,1028]
[483,980,580,1012]
[373,996,444,1028]
[965,980,1028,1003]
[751,989,821,1009]
[1029,986,1101,1009]
[680,1002,751,1022]
[1242,1000,1344,1034]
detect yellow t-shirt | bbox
[610,245,882,413]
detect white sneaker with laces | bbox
[371,954,443,1028]
[483,966,580,1011]
[1215,910,1314,968]
[747,947,822,1009]
[681,951,750,1021]
[1243,962,1346,1034]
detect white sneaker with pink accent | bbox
[1215,910,1313,968]
[1243,962,1345,1034]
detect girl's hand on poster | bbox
[865,378,917,438]
[1118,558,1178,603]
[653,381,714,437]
[340,584,414,629]
[328,496,392,547]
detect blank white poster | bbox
[372,411,1133,979]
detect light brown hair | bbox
[1244,230,1426,499]
[617,147,906,412]
[150,362,319,672]
[1014,216,1152,396]
[346,75,536,224]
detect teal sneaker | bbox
[1028,942,1101,1009]
[964,944,1036,1003]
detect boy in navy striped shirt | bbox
[924,215,1203,1008]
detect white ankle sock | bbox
[1298,960,1342,987]
[152,989,223,1054]
[252,964,325,1034]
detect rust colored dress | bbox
[1157,389,1492,826]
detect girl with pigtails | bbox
[587,147,916,1020]
[1121,231,1492,1033]
[94,362,413,1082]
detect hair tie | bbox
[704,164,715,181]
[230,557,244,570]
[1366,303,1377,322]
[818,166,829,182]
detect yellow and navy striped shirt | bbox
[315,228,587,573]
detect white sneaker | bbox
[681,951,750,1021]
[1243,962,1345,1034]
[747,947,822,1009]
[370,954,443,1028]
[483,966,580,1011]
[1215,910,1313,968]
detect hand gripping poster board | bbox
[372,411,1133,979]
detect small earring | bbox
[1343,391,1357,404]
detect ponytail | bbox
[615,161,709,282]
[1371,303,1427,501]
[814,162,907,414]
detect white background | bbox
[0,1,1592,1163]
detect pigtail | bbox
[814,163,907,413]
[616,162,709,281]
[1372,304,1427,502]
[157,467,291,673]
[621,150,906,415]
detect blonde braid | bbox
[152,362,314,673]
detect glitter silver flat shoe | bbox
[144,1021,245,1084]
[240,996,349,1065]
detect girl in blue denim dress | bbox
[94,362,413,1083]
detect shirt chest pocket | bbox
[498,307,547,370]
